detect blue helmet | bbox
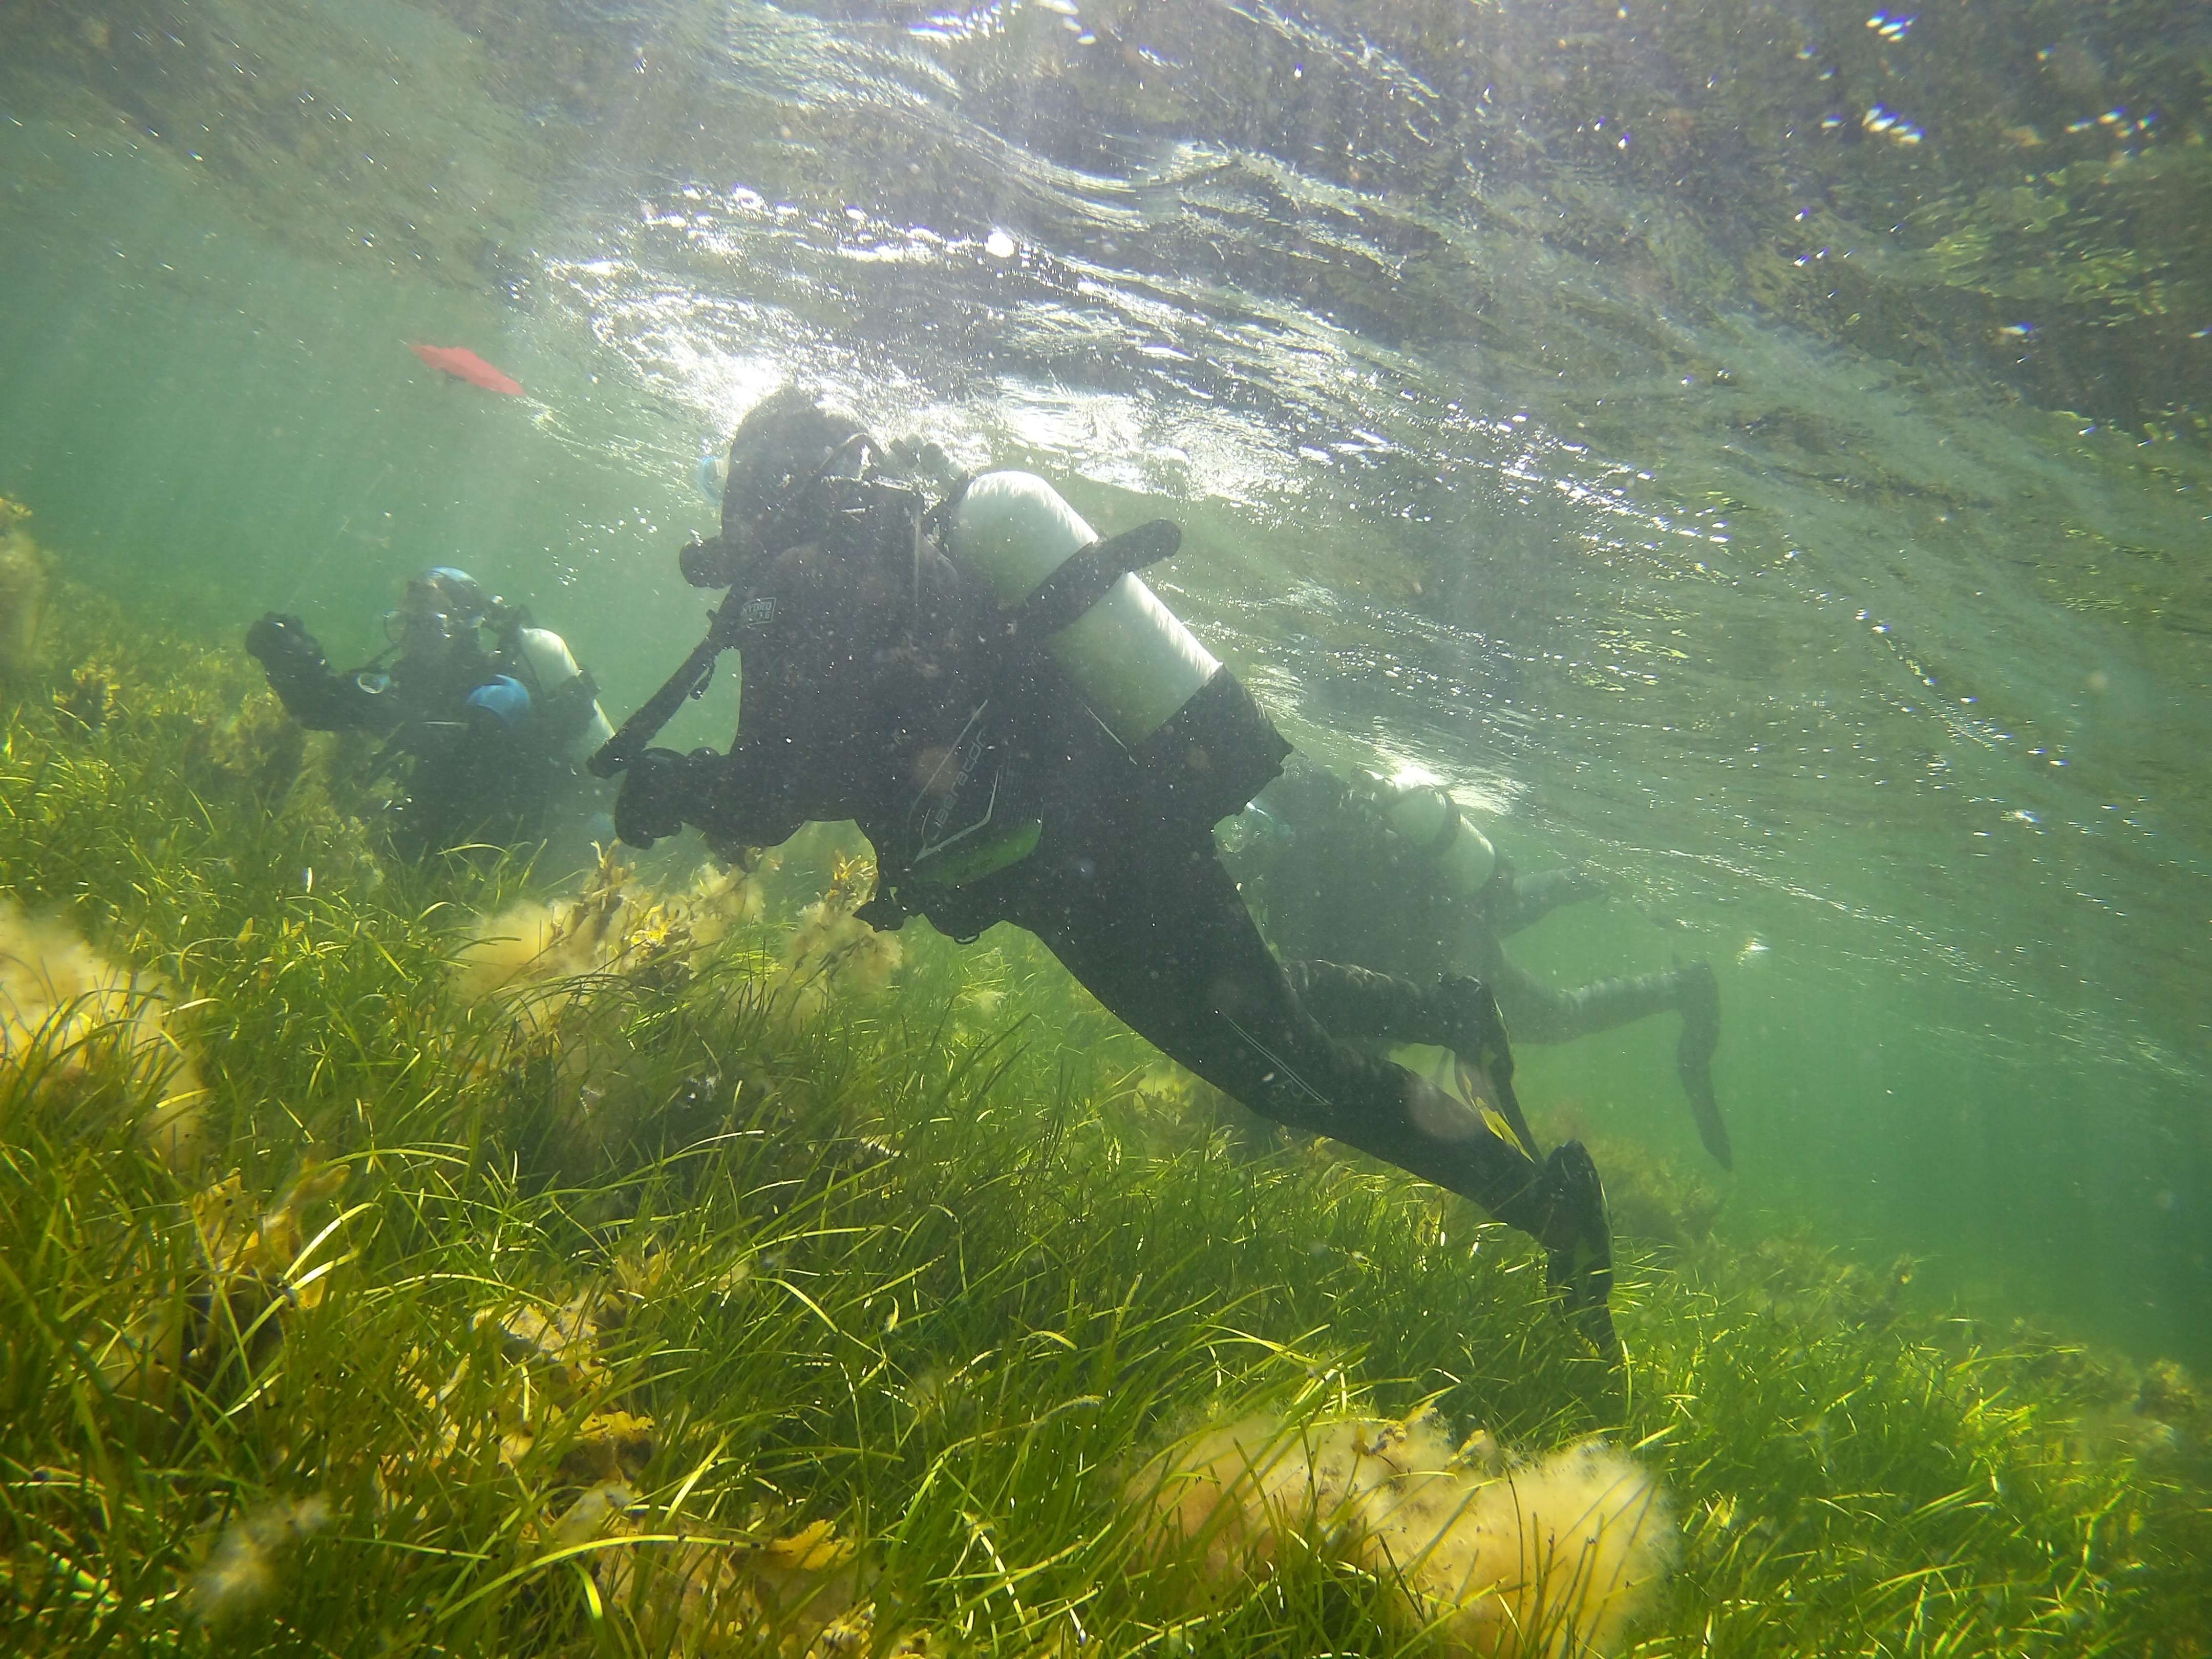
[463,674,531,727]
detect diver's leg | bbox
[1484,952,1655,1044]
[1281,959,1540,1158]
[1491,953,1731,1169]
[1279,958,1448,1040]
[1010,843,1618,1356]
[1486,863,1610,938]
[1044,890,1541,1214]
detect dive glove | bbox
[615,746,705,848]
[246,612,327,679]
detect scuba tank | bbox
[510,626,616,756]
[947,472,1287,834]
[481,598,616,760]
[1373,776,1498,897]
[950,473,1216,744]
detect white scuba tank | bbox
[1380,783,1498,897]
[947,471,1218,746]
[514,626,616,757]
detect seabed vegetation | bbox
[1,549,2207,1656]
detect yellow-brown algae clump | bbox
[190,1159,355,1300]
[98,1161,354,1418]
[770,854,902,1031]
[0,898,205,1166]
[1138,1410,1675,1656]
[454,847,701,1025]
[454,878,630,1016]
[190,1495,332,1623]
[406,1271,901,1659]
[454,848,772,1029]
[577,1503,880,1658]
[388,1273,660,1505]
[680,853,771,947]
[0,495,48,679]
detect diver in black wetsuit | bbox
[599,388,1623,1359]
[1224,759,1732,1168]
[246,567,614,859]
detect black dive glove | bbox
[245,612,331,693]
[614,747,708,848]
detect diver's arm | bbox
[245,612,400,732]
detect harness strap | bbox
[921,470,980,539]
[1001,519,1182,649]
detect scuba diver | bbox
[1222,759,1732,1167]
[597,387,1623,1361]
[246,567,615,859]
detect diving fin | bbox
[1674,961,1732,1169]
[1539,1139,1623,1368]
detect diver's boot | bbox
[1672,961,1731,1169]
[1429,1112,1618,1367]
[1434,973,1542,1159]
[1533,1140,1622,1366]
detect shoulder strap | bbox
[1000,520,1182,649]
[921,470,980,540]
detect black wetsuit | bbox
[618,503,1578,1246]
[1236,760,1610,1028]
[248,615,598,858]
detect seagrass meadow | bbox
[1,573,2208,1657]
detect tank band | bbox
[1130,668,1292,837]
[1420,794,1467,859]
[1006,520,1182,646]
